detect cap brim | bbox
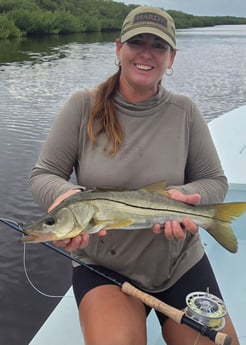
[120,27,176,49]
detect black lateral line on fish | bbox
[86,197,212,220]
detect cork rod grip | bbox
[215,333,232,345]
[121,282,231,345]
[121,281,183,323]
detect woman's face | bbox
[116,33,176,99]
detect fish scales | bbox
[81,191,214,228]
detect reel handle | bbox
[121,282,231,345]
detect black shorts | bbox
[72,254,222,326]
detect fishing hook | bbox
[0,217,232,345]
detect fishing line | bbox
[1,217,71,299]
[22,239,67,299]
[0,217,233,345]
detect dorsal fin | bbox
[143,182,170,198]
[85,181,170,197]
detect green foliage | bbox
[53,11,81,34]
[0,0,246,39]
[0,14,21,38]
[9,9,82,35]
[0,0,38,13]
[168,10,246,29]
[81,16,101,32]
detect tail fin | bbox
[206,202,246,253]
[214,202,246,223]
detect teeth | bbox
[136,64,152,70]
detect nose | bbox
[139,44,153,58]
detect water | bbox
[0,26,245,345]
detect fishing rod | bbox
[0,217,232,345]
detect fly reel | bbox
[185,291,227,331]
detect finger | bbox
[98,229,107,236]
[48,195,67,212]
[48,189,82,212]
[182,217,198,235]
[79,234,90,248]
[152,223,162,234]
[65,234,89,251]
[184,193,201,205]
[167,189,201,205]
[48,201,59,212]
[164,221,174,240]
[172,221,186,240]
[53,239,71,248]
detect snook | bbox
[22,183,246,253]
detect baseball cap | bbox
[120,6,176,50]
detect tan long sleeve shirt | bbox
[30,86,227,292]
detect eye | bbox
[127,38,143,46]
[45,217,56,226]
[153,42,170,50]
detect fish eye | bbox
[45,217,56,226]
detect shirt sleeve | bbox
[168,100,228,204]
[29,90,90,210]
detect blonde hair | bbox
[87,68,124,156]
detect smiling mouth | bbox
[135,64,153,71]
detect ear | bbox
[169,49,176,68]
[116,38,123,58]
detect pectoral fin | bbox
[104,218,135,229]
[86,218,135,233]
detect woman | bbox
[30,6,239,345]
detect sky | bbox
[113,0,246,17]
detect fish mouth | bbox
[20,231,55,243]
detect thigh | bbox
[72,265,147,345]
[79,285,147,345]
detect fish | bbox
[21,182,246,253]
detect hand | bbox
[48,189,82,212]
[53,229,107,251]
[152,189,201,240]
[53,234,90,251]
